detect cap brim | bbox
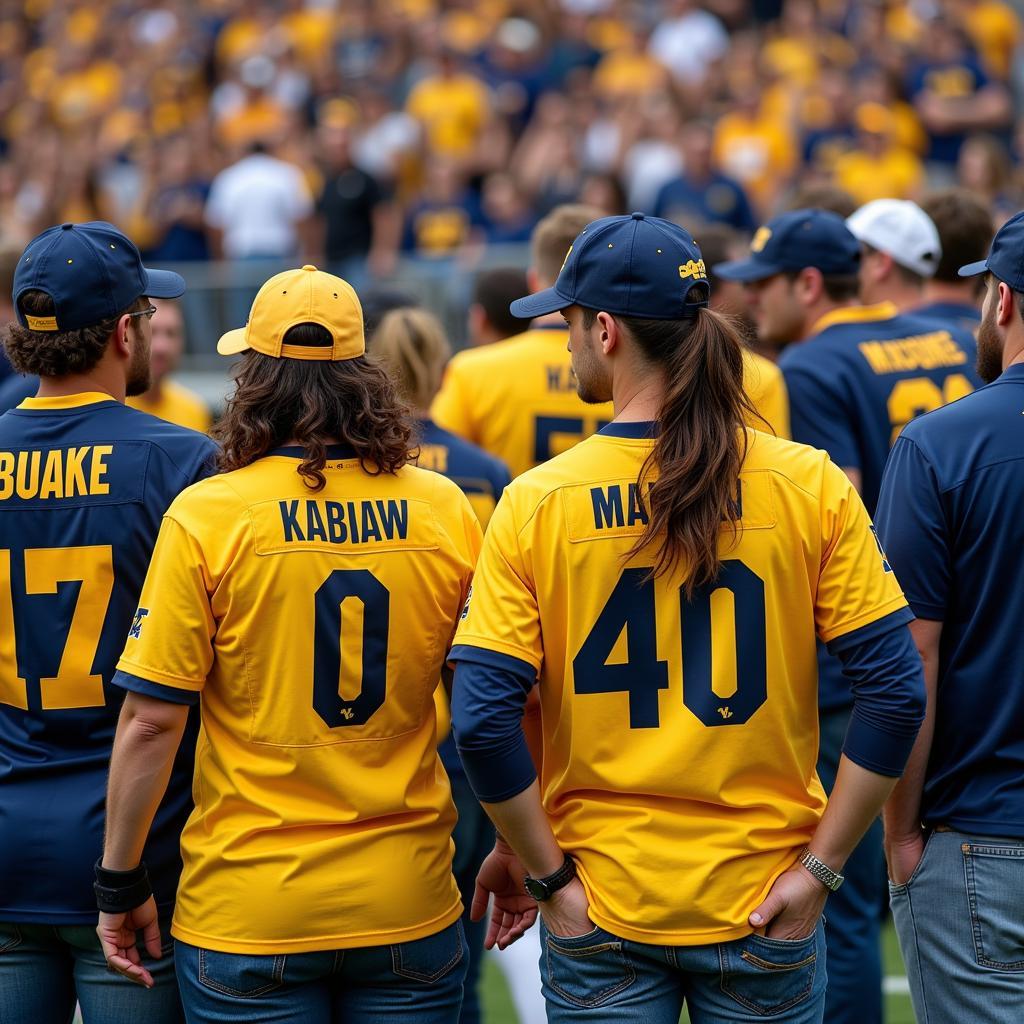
[143,267,187,299]
[509,286,573,319]
[216,328,250,356]
[958,259,989,278]
[712,258,785,283]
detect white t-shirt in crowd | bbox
[649,10,729,85]
[205,153,313,259]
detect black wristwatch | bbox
[524,855,577,902]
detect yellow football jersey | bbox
[743,349,790,439]
[127,380,213,434]
[453,424,907,945]
[117,449,481,954]
[431,327,613,479]
[432,329,789,475]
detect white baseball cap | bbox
[846,199,942,278]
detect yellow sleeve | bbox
[430,357,477,444]
[116,515,215,695]
[452,491,542,671]
[815,460,909,645]
[743,352,790,439]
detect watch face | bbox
[524,877,547,901]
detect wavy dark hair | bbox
[213,322,414,489]
[587,301,758,595]
[4,290,145,376]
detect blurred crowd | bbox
[0,0,1022,285]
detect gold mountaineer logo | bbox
[751,226,773,253]
[679,259,707,281]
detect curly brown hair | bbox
[3,290,144,377]
[213,322,414,490]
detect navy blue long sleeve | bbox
[450,645,537,803]
[828,613,925,777]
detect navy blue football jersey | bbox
[912,299,981,335]
[0,392,216,923]
[779,302,980,711]
[877,364,1024,835]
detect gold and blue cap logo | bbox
[509,212,710,321]
[714,209,861,283]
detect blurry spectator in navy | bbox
[653,122,756,231]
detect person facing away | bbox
[0,220,216,1024]
[126,298,212,432]
[372,304,511,1024]
[914,187,993,331]
[449,213,925,1024]
[715,207,977,1024]
[96,265,479,1024]
[876,211,1024,1024]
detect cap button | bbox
[631,212,645,221]
[61,222,73,230]
[302,264,317,272]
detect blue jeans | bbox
[538,918,826,1023]
[890,828,1024,1024]
[175,920,466,1023]
[0,919,181,1023]
[816,705,884,1024]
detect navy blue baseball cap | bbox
[13,221,185,332]
[509,212,710,320]
[714,209,861,283]
[959,210,1024,287]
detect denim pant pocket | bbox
[0,923,21,954]
[963,841,1024,971]
[719,925,821,1016]
[198,948,287,997]
[542,922,636,1009]
[390,921,465,984]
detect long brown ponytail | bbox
[621,302,757,595]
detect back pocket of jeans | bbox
[198,948,286,997]
[391,922,465,983]
[543,924,636,1009]
[963,842,1024,971]
[720,929,819,1016]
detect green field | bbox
[481,920,914,1024]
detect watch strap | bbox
[524,855,577,901]
[798,849,844,892]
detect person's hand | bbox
[748,862,828,940]
[97,896,162,988]
[471,838,538,950]
[538,876,592,940]
[885,831,925,886]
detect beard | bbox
[572,334,611,405]
[976,306,1005,384]
[125,329,153,397]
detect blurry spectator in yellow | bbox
[592,23,669,101]
[713,79,796,214]
[956,0,1021,79]
[854,65,928,156]
[467,267,529,348]
[406,48,490,163]
[215,56,289,152]
[127,300,212,433]
[833,104,924,205]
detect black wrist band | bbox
[94,859,152,914]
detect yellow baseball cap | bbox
[217,265,365,361]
